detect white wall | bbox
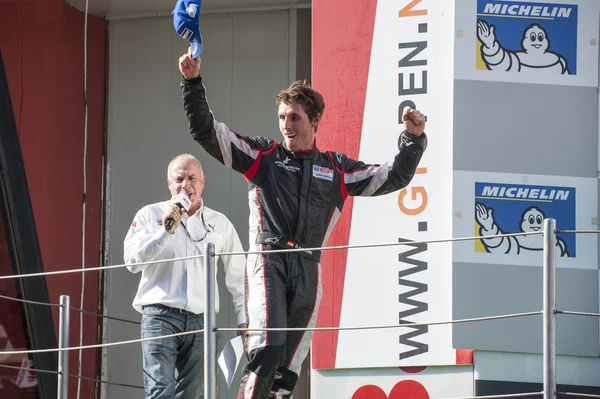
[102,9,311,399]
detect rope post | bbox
[204,243,217,399]
[543,219,556,399]
[58,295,70,399]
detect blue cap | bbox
[172,0,203,58]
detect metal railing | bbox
[0,218,597,399]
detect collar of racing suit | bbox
[283,139,319,160]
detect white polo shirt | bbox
[124,200,246,325]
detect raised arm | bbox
[178,51,273,179]
[341,107,427,196]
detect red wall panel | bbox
[0,0,106,396]
[311,0,377,369]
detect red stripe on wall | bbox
[312,0,378,369]
[456,349,474,365]
[0,0,106,396]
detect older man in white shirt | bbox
[124,153,246,399]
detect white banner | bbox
[335,0,456,368]
[311,366,474,399]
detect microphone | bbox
[165,192,192,231]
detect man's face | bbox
[278,101,318,152]
[167,158,205,210]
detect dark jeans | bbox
[141,304,204,399]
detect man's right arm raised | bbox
[181,76,274,178]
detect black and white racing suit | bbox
[181,76,427,399]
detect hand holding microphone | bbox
[163,192,192,234]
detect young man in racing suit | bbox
[178,51,427,399]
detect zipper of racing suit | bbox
[294,156,312,245]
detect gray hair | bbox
[167,154,203,179]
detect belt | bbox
[143,304,196,315]
[256,232,321,262]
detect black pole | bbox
[0,47,59,399]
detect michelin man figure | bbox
[477,20,570,74]
[475,203,570,256]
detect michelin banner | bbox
[455,0,599,87]
[454,171,597,269]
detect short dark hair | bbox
[276,80,325,124]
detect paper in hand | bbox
[217,335,244,389]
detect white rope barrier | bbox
[4,224,599,399]
[0,363,60,375]
[217,231,543,257]
[0,364,143,390]
[68,372,143,390]
[0,293,141,324]
[0,253,206,280]
[70,306,141,325]
[218,311,542,332]
[0,365,548,396]
[0,293,61,307]
[0,310,541,356]
[0,328,205,356]
[556,310,600,318]
[0,230,541,281]
[560,393,600,399]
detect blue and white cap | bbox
[172,0,203,58]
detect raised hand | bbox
[402,106,426,136]
[179,48,201,79]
